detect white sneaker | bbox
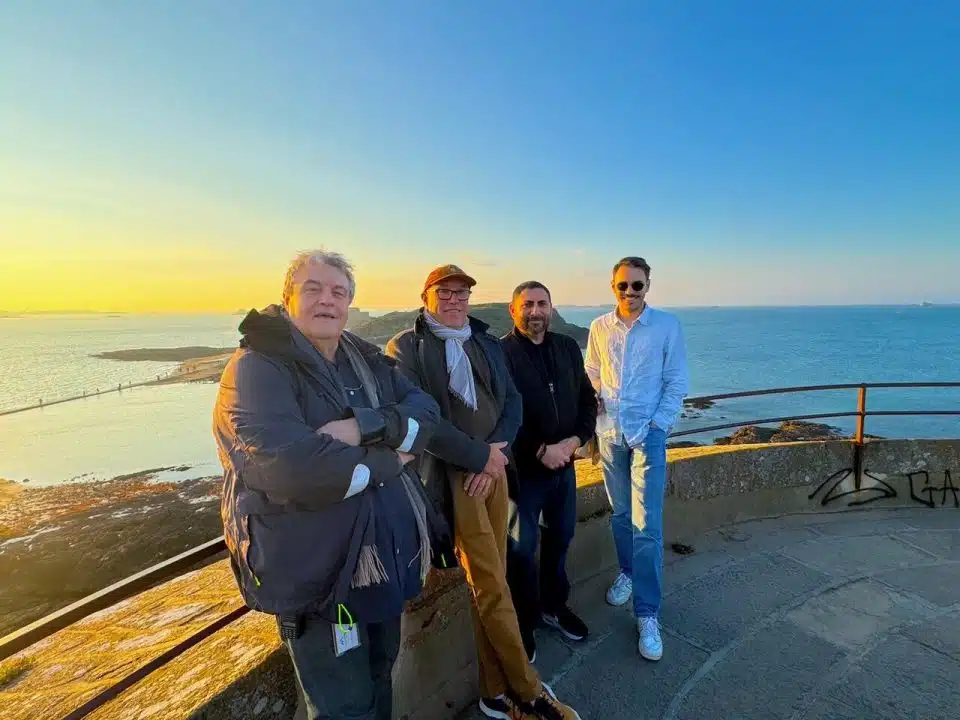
[606,572,632,607]
[638,616,663,661]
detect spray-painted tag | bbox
[332,622,360,656]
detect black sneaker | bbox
[541,606,588,641]
[479,694,525,719]
[524,682,582,719]
[521,624,537,663]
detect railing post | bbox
[855,385,867,444]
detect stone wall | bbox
[2,439,957,719]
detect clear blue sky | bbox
[1,1,958,310]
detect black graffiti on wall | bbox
[810,467,959,509]
[907,470,960,509]
[808,467,898,507]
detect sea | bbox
[1,306,958,487]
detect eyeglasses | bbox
[435,288,472,300]
[615,281,645,292]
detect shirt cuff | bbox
[344,463,370,499]
[397,417,419,453]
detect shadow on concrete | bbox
[187,648,298,720]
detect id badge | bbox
[332,622,361,656]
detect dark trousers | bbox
[507,465,577,634]
[285,613,401,720]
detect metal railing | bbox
[670,381,960,441]
[1,380,958,718]
[0,538,228,659]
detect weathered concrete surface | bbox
[2,439,958,719]
[661,439,960,539]
[0,562,477,720]
[460,506,960,720]
[0,563,268,720]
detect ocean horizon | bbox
[3,301,958,317]
[1,305,958,487]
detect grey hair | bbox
[282,250,357,306]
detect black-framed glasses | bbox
[435,288,472,300]
[616,281,645,292]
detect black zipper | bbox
[548,381,559,424]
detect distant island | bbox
[94,346,236,362]
[350,303,589,347]
[89,304,589,385]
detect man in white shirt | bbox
[585,256,689,661]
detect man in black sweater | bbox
[500,281,598,661]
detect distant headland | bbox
[90,304,591,386]
[350,303,589,347]
[94,347,236,362]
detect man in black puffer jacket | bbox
[213,250,451,720]
[500,281,598,662]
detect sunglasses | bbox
[615,281,645,293]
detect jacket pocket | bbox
[246,505,358,616]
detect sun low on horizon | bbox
[1,2,958,313]
[0,224,624,313]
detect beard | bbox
[521,315,549,334]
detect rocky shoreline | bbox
[667,419,856,449]
[0,470,223,638]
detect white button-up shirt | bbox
[585,305,689,448]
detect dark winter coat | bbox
[385,311,523,547]
[213,305,452,623]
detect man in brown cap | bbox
[386,265,581,720]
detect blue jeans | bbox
[599,428,667,617]
[285,613,401,720]
[507,465,578,633]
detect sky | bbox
[1,1,958,312]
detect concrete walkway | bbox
[463,507,960,720]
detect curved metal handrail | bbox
[1,380,958,718]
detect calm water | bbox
[1,306,958,486]
[0,313,242,410]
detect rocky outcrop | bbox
[715,420,839,445]
[713,420,849,445]
[0,473,222,638]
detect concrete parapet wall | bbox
[659,439,960,541]
[2,439,956,719]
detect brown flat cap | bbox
[422,264,477,294]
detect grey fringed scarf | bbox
[422,310,477,410]
[340,335,433,588]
